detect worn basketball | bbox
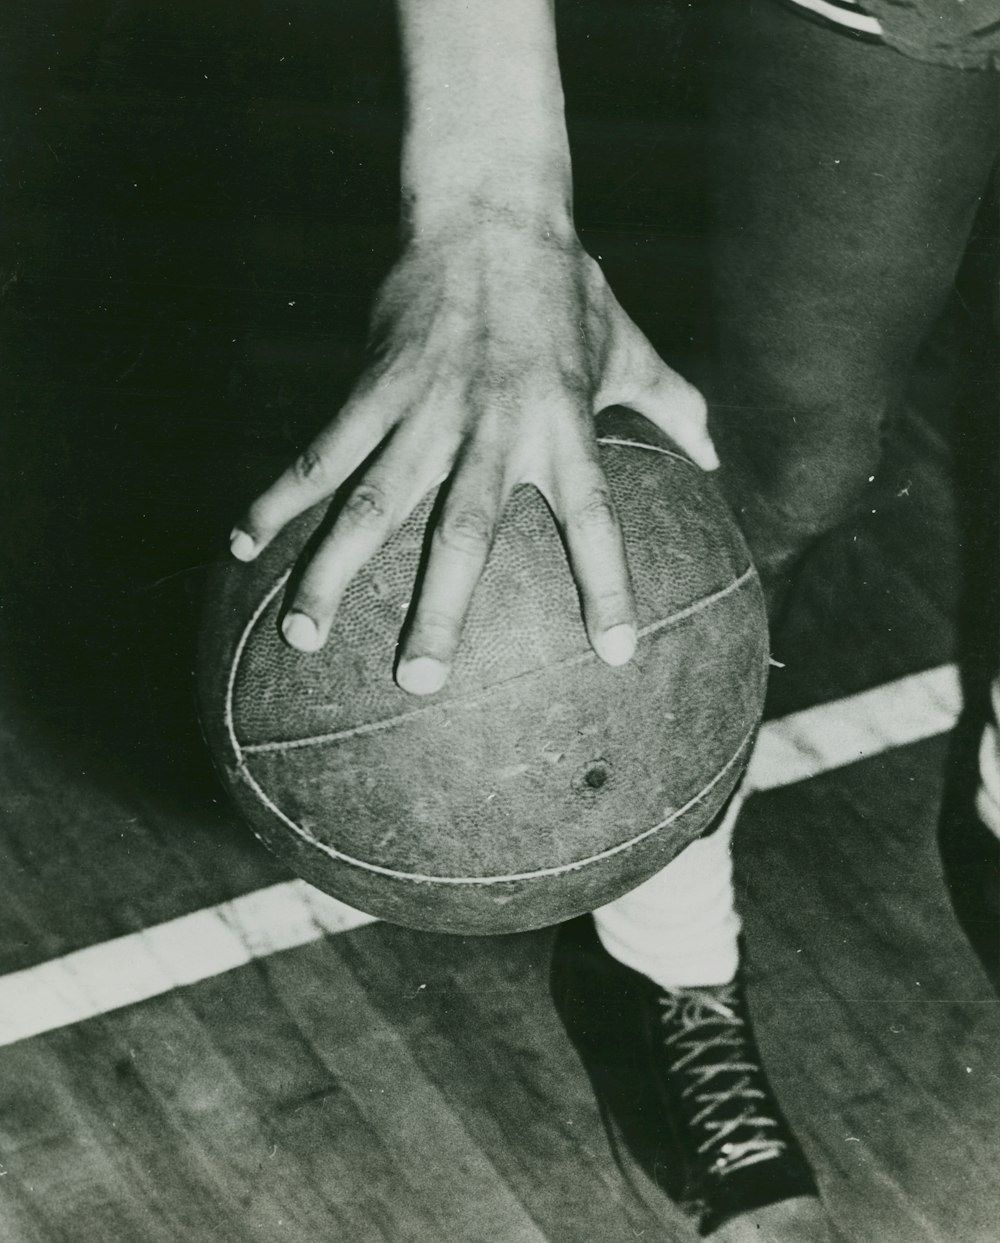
[197,408,768,935]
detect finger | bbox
[552,449,637,668]
[396,449,505,696]
[609,336,719,471]
[282,426,448,652]
[230,394,397,562]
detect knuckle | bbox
[340,483,390,528]
[292,445,328,487]
[555,369,591,403]
[436,504,494,554]
[411,605,461,649]
[591,584,631,614]
[568,487,618,533]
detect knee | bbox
[766,396,882,542]
[711,343,888,553]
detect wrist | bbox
[401,154,575,243]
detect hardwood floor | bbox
[1,3,997,1241]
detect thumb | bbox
[608,336,719,470]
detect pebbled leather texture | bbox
[198,408,768,935]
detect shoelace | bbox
[657,985,788,1177]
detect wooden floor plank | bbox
[327,927,690,1243]
[259,942,564,1243]
[734,742,1000,1243]
[2,973,546,1243]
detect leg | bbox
[707,0,998,616]
[567,791,825,1240]
[580,6,999,1238]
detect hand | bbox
[229,217,717,695]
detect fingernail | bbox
[397,656,448,696]
[597,624,636,667]
[282,612,323,652]
[703,443,721,470]
[230,529,257,561]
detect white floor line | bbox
[0,882,379,1048]
[0,662,963,1048]
[747,663,963,792]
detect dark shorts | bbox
[705,0,999,618]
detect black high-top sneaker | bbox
[552,917,831,1240]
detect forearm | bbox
[396,0,574,235]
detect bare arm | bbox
[231,0,716,694]
[398,0,573,230]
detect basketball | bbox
[197,408,768,935]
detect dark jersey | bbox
[782,0,1000,68]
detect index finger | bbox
[230,395,396,561]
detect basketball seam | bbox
[233,722,757,887]
[224,567,292,766]
[594,435,694,464]
[236,567,757,755]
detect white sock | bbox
[976,676,1000,838]
[592,784,745,990]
